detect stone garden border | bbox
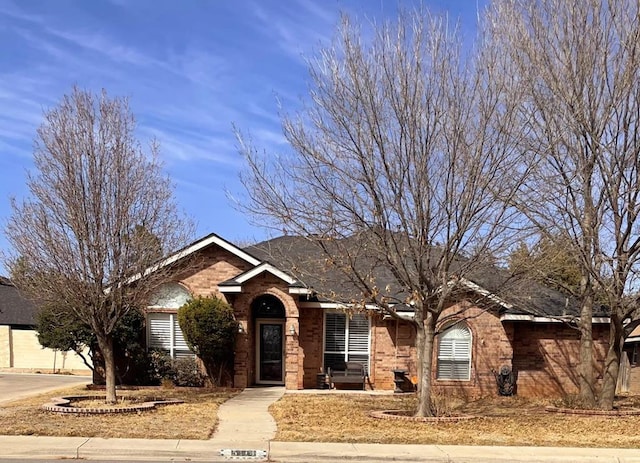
[43,395,184,414]
[369,409,476,423]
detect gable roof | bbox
[141,231,608,323]
[129,232,262,284]
[245,235,609,321]
[244,235,403,301]
[0,277,37,327]
[219,262,310,295]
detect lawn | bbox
[0,385,237,439]
[4,386,640,447]
[270,393,640,448]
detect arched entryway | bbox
[252,294,286,385]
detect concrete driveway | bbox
[0,373,90,404]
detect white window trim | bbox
[436,321,472,381]
[147,312,193,359]
[322,310,371,373]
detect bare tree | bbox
[4,87,192,403]
[237,11,526,416]
[489,0,640,408]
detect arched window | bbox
[148,282,191,309]
[436,321,471,381]
[251,294,285,319]
[147,283,193,359]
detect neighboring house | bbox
[0,276,91,374]
[144,233,611,398]
[625,326,640,366]
[623,326,640,394]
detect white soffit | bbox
[298,301,379,311]
[219,285,242,293]
[500,314,611,324]
[459,278,514,310]
[234,262,297,285]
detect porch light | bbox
[289,325,296,336]
[238,324,245,334]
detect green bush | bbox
[178,296,238,386]
[146,349,175,385]
[37,306,152,385]
[173,357,207,387]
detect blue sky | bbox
[0,0,484,274]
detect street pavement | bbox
[0,372,89,404]
[0,380,639,462]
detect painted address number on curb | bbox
[220,449,268,460]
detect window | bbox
[147,312,193,359]
[436,321,471,380]
[323,312,370,372]
[148,282,190,309]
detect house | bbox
[0,276,91,374]
[144,233,611,398]
[625,326,640,366]
[623,326,640,393]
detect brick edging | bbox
[42,395,183,414]
[545,406,640,416]
[369,409,476,422]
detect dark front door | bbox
[258,322,284,383]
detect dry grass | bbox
[0,385,238,439]
[270,393,640,448]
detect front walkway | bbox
[209,386,285,452]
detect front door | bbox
[256,321,285,384]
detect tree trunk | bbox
[578,293,596,406]
[415,312,436,417]
[599,313,624,410]
[96,333,117,404]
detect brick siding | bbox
[156,242,611,398]
[512,323,608,397]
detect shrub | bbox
[429,393,453,417]
[555,393,597,410]
[146,349,175,385]
[178,296,238,386]
[173,357,206,387]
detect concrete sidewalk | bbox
[1,436,640,462]
[270,442,640,462]
[210,386,284,451]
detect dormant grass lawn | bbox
[4,386,640,447]
[270,393,640,448]
[0,385,237,439]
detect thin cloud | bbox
[248,1,335,63]
[140,126,241,166]
[0,0,44,24]
[44,27,159,67]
